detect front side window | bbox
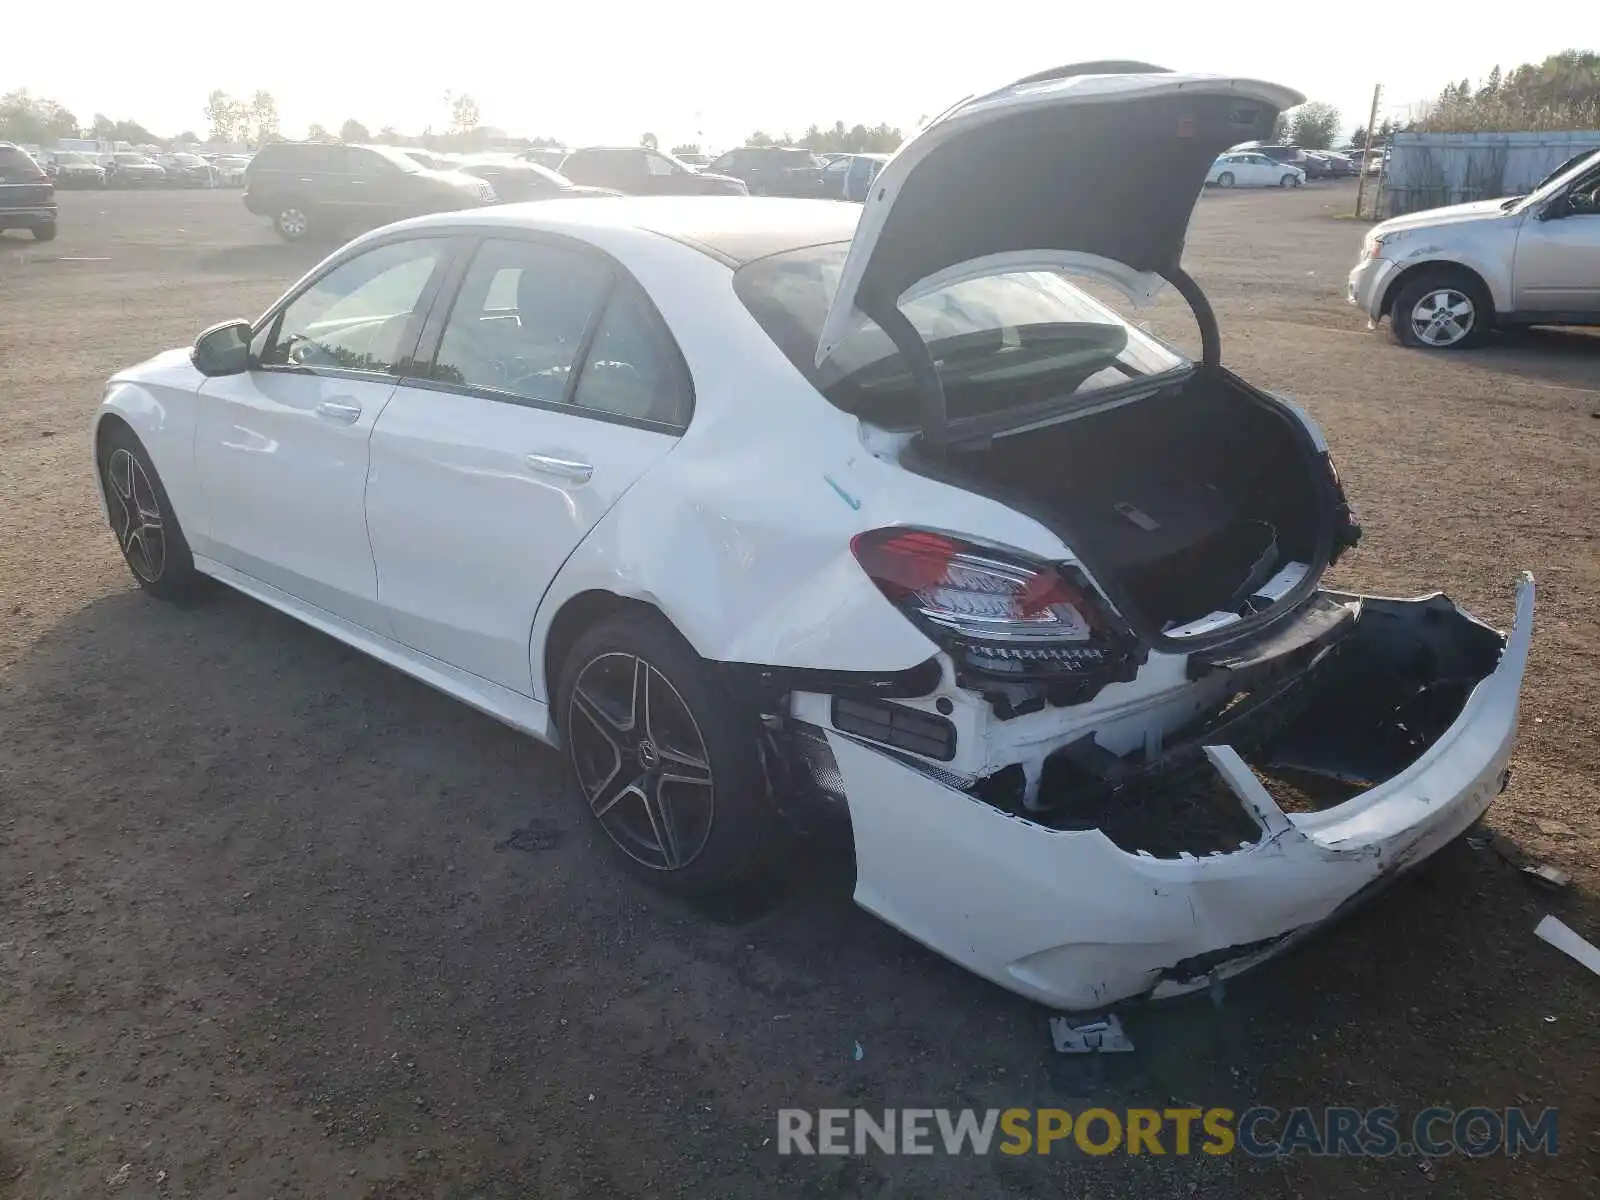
[259,239,444,375]
[431,239,610,404]
[644,153,678,177]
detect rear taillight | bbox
[851,528,1133,682]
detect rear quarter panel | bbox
[527,234,1077,697]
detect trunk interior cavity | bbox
[923,373,1331,641]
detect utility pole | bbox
[1355,83,1383,218]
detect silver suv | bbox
[1347,148,1600,348]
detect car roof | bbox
[400,196,862,265]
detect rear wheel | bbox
[99,424,201,600]
[274,202,313,241]
[556,611,776,894]
[1390,271,1490,350]
[1215,171,1235,188]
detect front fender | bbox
[1379,243,1514,316]
[91,350,205,546]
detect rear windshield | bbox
[0,147,44,178]
[734,242,1189,428]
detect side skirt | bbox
[193,555,557,746]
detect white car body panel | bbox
[831,577,1532,1011]
[366,382,680,694]
[193,370,401,632]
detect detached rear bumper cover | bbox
[829,575,1533,1011]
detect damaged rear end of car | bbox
[730,64,1536,1009]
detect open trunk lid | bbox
[815,65,1304,370]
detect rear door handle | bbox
[314,400,363,425]
[523,453,593,483]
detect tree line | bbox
[1415,50,1600,133]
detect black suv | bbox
[244,142,494,241]
[558,147,747,196]
[707,146,829,197]
[0,143,57,242]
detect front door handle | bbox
[524,453,593,484]
[314,400,363,425]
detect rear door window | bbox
[430,238,611,405]
[0,146,45,181]
[570,287,692,428]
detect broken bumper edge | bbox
[827,574,1534,1012]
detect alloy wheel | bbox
[105,448,166,582]
[1409,288,1476,347]
[278,208,308,238]
[567,652,715,871]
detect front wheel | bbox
[99,424,202,600]
[1215,171,1234,188]
[1280,174,1299,188]
[274,203,312,241]
[32,222,56,242]
[556,611,776,894]
[1389,272,1491,350]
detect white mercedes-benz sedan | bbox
[91,64,1533,1012]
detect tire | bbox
[1389,270,1491,350]
[99,423,202,601]
[1215,172,1234,188]
[32,222,57,242]
[556,610,777,895]
[274,201,313,242]
[1280,174,1298,188]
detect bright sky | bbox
[9,2,1586,148]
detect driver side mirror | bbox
[192,319,253,377]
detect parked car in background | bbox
[0,142,56,240]
[1348,148,1600,348]
[47,150,107,188]
[1232,142,1308,169]
[823,152,890,202]
[1298,152,1333,180]
[105,152,167,188]
[707,146,829,197]
[244,141,494,241]
[1312,151,1357,177]
[519,147,568,170]
[210,155,252,186]
[559,147,747,195]
[453,156,622,201]
[90,64,1537,1016]
[158,153,218,188]
[401,148,452,171]
[1208,152,1304,188]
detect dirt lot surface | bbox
[2,184,1597,1199]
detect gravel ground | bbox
[1,183,1597,1199]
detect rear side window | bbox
[571,287,692,427]
[0,146,45,180]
